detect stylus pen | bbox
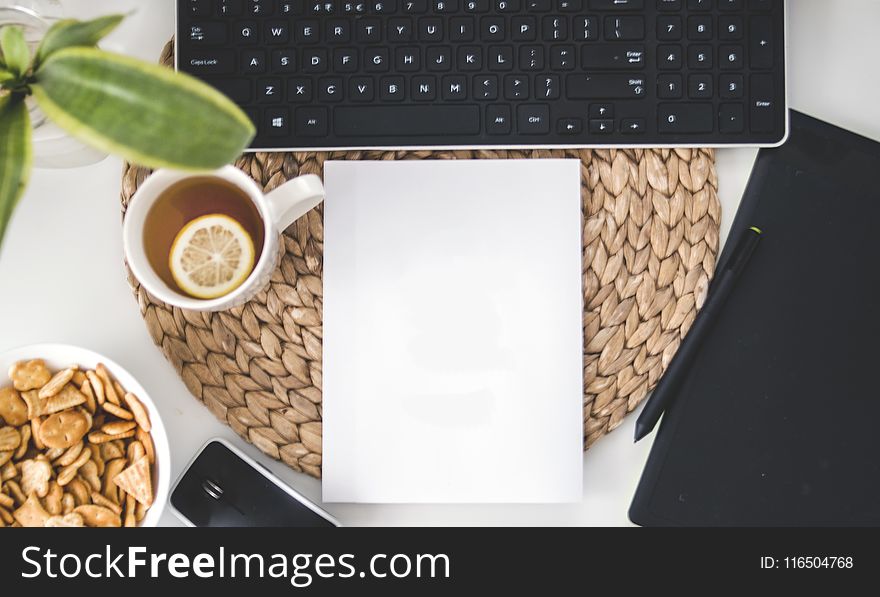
[634,226,763,442]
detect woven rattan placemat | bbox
[120,41,720,479]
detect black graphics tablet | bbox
[630,111,880,526]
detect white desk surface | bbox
[1,0,878,526]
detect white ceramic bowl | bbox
[0,344,171,527]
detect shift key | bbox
[566,73,646,99]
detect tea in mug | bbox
[142,177,265,299]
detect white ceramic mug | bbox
[123,166,324,312]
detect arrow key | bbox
[557,118,583,135]
[621,118,646,134]
[589,119,614,133]
[589,103,614,119]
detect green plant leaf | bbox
[34,15,125,68]
[0,94,33,251]
[0,69,15,84]
[0,26,31,77]
[32,47,255,171]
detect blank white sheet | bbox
[322,159,583,503]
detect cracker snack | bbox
[0,360,157,527]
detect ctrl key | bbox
[296,107,329,137]
[517,104,550,135]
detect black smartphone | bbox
[169,438,339,527]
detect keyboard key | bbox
[188,23,228,45]
[287,78,313,101]
[481,17,505,41]
[402,0,428,10]
[589,119,613,133]
[657,44,682,69]
[296,107,329,136]
[557,0,581,11]
[218,0,245,16]
[271,49,297,72]
[537,74,560,98]
[719,16,742,40]
[749,0,771,10]
[657,0,681,10]
[464,0,489,11]
[389,17,414,41]
[474,75,498,99]
[544,15,569,41]
[590,0,643,8]
[265,22,289,43]
[621,118,645,133]
[750,15,773,69]
[459,46,482,70]
[187,0,212,16]
[504,74,529,99]
[518,104,550,134]
[185,50,235,74]
[719,73,743,98]
[582,44,645,69]
[750,73,775,132]
[488,45,513,70]
[427,46,452,70]
[604,16,645,40]
[566,73,646,99]
[257,77,283,102]
[336,48,359,71]
[318,77,344,101]
[657,74,682,98]
[520,46,544,70]
[550,45,575,69]
[687,0,711,10]
[658,102,713,133]
[213,78,252,103]
[719,44,742,69]
[442,75,468,99]
[326,19,351,42]
[719,103,744,133]
[512,16,537,41]
[357,18,382,41]
[335,105,481,136]
[302,48,328,72]
[397,47,421,70]
[241,49,267,73]
[265,108,290,136]
[412,75,436,99]
[687,15,712,40]
[250,0,275,16]
[295,20,320,42]
[687,44,712,69]
[557,118,582,134]
[433,0,458,12]
[573,16,597,41]
[688,73,712,98]
[657,16,681,40]
[381,76,406,100]
[589,103,613,118]
[236,22,259,44]
[498,0,522,11]
[350,77,375,100]
[487,105,512,134]
[364,47,389,71]
[450,16,475,40]
[420,17,443,40]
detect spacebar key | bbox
[335,106,481,137]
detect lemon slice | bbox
[169,214,255,299]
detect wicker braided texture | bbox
[119,41,720,479]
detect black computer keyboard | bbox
[177,0,787,150]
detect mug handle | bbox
[265,174,325,232]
